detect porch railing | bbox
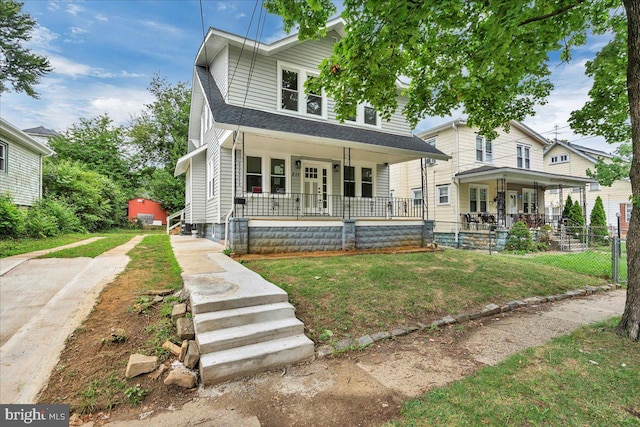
[233,192,423,219]
[166,209,185,234]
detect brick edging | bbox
[316,284,623,358]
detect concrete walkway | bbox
[0,236,105,276]
[0,235,143,404]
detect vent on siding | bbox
[331,36,338,44]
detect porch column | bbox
[342,219,356,251]
[229,217,249,255]
[423,220,435,245]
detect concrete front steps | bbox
[185,254,314,386]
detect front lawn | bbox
[0,234,91,258]
[390,318,640,426]
[244,249,610,343]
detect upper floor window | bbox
[550,153,568,164]
[344,104,380,128]
[0,143,6,173]
[517,144,531,169]
[475,135,492,163]
[278,62,325,118]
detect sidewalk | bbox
[0,235,143,404]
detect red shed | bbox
[127,198,168,225]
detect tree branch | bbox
[518,0,586,26]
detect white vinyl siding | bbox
[0,140,42,206]
[190,153,206,222]
[210,45,228,100]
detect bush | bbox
[505,221,534,252]
[589,195,609,245]
[0,194,26,238]
[40,198,85,234]
[24,203,60,238]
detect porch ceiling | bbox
[455,166,593,188]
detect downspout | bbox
[224,131,239,250]
[452,121,460,246]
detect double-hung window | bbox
[412,188,423,206]
[363,106,377,126]
[343,104,380,128]
[517,144,531,169]
[270,158,286,194]
[437,185,450,205]
[626,204,632,223]
[469,185,488,213]
[475,135,492,163]
[344,166,356,197]
[361,167,373,198]
[279,62,325,118]
[246,156,262,193]
[0,143,6,173]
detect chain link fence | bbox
[430,221,625,283]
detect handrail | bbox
[166,209,185,234]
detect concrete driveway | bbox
[0,235,143,404]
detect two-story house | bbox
[0,118,53,207]
[544,140,632,236]
[390,119,591,245]
[174,18,448,255]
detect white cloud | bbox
[47,55,144,79]
[95,14,108,22]
[69,26,88,35]
[27,26,60,53]
[236,13,247,19]
[47,2,60,12]
[141,20,183,36]
[66,3,82,16]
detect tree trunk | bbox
[618,0,640,341]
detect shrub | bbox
[24,203,59,238]
[505,221,534,252]
[0,194,26,238]
[40,198,85,234]
[589,195,609,245]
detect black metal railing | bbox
[233,192,423,219]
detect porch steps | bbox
[182,247,314,386]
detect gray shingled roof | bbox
[196,66,448,159]
[22,126,59,137]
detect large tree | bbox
[265,0,639,340]
[128,76,190,212]
[49,114,139,198]
[0,0,51,97]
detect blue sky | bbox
[2,0,617,153]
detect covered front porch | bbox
[454,166,593,231]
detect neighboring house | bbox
[390,119,592,240]
[22,126,60,147]
[127,198,169,225]
[544,140,632,236]
[0,118,54,206]
[174,18,448,254]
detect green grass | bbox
[37,233,140,258]
[0,234,92,257]
[245,249,609,342]
[389,318,640,426]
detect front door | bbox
[302,163,329,215]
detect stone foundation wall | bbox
[355,225,423,250]
[247,226,343,254]
[434,230,509,251]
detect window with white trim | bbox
[550,153,568,164]
[343,104,380,128]
[278,62,325,118]
[522,188,537,213]
[361,167,373,198]
[412,188,423,206]
[626,204,632,223]
[469,185,488,213]
[475,135,492,163]
[270,158,286,194]
[0,142,6,173]
[246,156,262,193]
[344,166,355,197]
[206,158,215,199]
[363,106,377,126]
[437,184,450,205]
[517,144,531,169]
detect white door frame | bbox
[300,161,332,215]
